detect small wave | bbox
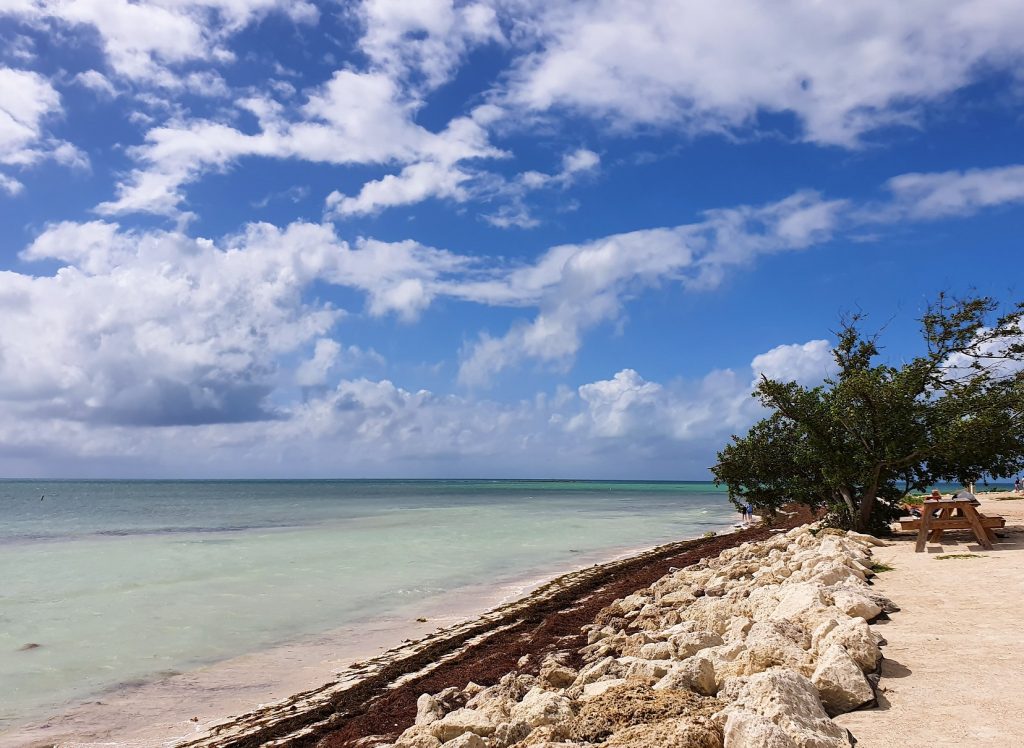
[94,525,257,537]
[1,523,300,545]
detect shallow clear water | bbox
[0,479,734,728]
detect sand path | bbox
[835,492,1024,747]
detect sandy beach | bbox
[834,492,1024,746]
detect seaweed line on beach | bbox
[177,510,813,748]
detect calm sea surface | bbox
[0,479,734,729]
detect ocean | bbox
[0,479,736,732]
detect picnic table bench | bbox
[899,498,1005,552]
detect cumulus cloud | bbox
[358,0,504,91]
[501,0,1024,146]
[8,220,342,426]
[0,1,318,84]
[325,160,474,218]
[751,340,834,384]
[459,191,845,386]
[296,339,342,387]
[0,339,833,478]
[5,213,502,428]
[0,66,86,190]
[73,69,118,98]
[99,72,504,216]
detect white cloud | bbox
[296,339,341,387]
[751,340,834,385]
[459,191,845,385]
[73,69,118,98]
[0,67,60,165]
[481,147,600,228]
[502,0,1024,146]
[0,66,85,188]
[6,217,485,428]
[0,172,23,195]
[561,147,600,176]
[358,0,504,91]
[99,73,504,217]
[8,220,343,426]
[325,160,473,218]
[0,1,318,84]
[882,164,1024,220]
[570,369,664,438]
[0,340,831,478]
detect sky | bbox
[0,0,1022,479]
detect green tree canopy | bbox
[712,294,1024,532]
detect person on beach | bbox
[1015,477,1021,494]
[744,502,754,524]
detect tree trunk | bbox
[856,491,876,533]
[837,487,859,529]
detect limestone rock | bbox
[639,641,675,660]
[811,644,875,715]
[572,656,617,688]
[743,621,812,677]
[718,669,851,748]
[820,618,882,673]
[661,589,697,606]
[539,660,577,689]
[807,562,862,587]
[830,587,883,622]
[444,733,487,748]
[769,584,832,631]
[490,721,532,748]
[582,678,627,700]
[509,687,575,728]
[845,531,886,547]
[654,655,717,696]
[469,673,537,722]
[618,656,670,683]
[722,617,752,643]
[395,725,442,748]
[510,723,576,747]
[429,708,495,742]
[682,596,738,634]
[671,630,724,659]
[415,693,443,726]
[722,710,797,748]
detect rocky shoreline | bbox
[379,524,893,748]
[173,520,805,748]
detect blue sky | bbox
[0,0,1022,478]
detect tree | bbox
[712,294,1024,533]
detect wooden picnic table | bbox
[905,498,1005,552]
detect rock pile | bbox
[382,526,894,748]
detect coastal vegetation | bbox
[713,294,1024,532]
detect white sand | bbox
[835,492,1024,747]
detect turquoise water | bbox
[0,480,734,728]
